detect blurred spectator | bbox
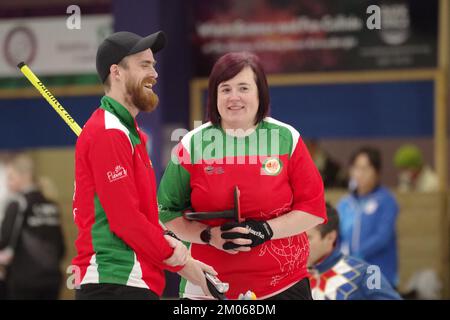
[337,146,399,288]
[0,154,65,300]
[393,144,439,193]
[305,140,346,188]
[0,159,7,221]
[0,159,7,299]
[307,203,401,300]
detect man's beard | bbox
[125,76,159,112]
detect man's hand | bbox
[210,226,251,254]
[163,235,189,267]
[178,258,217,297]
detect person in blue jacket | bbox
[337,146,399,287]
[307,203,401,300]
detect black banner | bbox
[189,0,437,76]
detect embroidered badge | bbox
[261,157,282,176]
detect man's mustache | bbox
[141,77,157,86]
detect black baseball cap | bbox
[96,31,166,83]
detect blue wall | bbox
[0,80,434,149]
[0,96,99,149]
[269,81,434,138]
[198,80,434,138]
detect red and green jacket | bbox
[72,96,181,296]
[158,117,326,299]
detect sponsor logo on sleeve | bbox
[107,165,128,182]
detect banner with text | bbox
[189,0,437,76]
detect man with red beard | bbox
[72,31,215,300]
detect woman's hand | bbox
[209,226,251,254]
[220,220,274,249]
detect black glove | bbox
[220,220,273,250]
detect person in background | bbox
[0,158,7,223]
[0,158,8,299]
[393,144,439,193]
[0,154,65,300]
[337,146,399,288]
[305,139,346,188]
[307,203,401,300]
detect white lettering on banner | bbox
[379,4,411,46]
[197,16,363,38]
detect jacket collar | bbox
[312,245,343,274]
[100,96,140,145]
[351,184,382,199]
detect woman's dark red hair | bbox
[206,52,270,125]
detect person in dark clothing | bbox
[0,154,65,300]
[305,140,347,188]
[0,251,9,299]
[0,160,8,299]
